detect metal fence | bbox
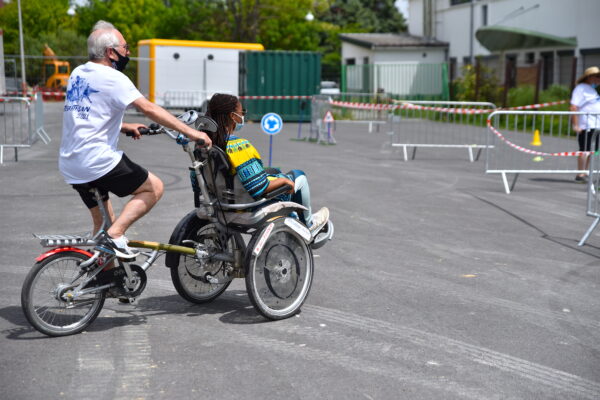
[342,63,449,100]
[486,110,598,193]
[310,93,393,144]
[0,93,49,164]
[160,90,210,111]
[389,101,496,162]
[580,130,600,246]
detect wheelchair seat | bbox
[193,146,306,230]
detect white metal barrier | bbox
[310,93,392,144]
[0,96,32,164]
[0,94,50,164]
[579,131,600,246]
[34,92,50,144]
[389,101,496,162]
[486,110,599,194]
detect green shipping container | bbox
[239,51,321,122]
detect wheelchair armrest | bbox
[263,184,292,200]
[217,184,292,211]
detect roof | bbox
[476,26,576,52]
[339,33,448,49]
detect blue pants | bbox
[287,169,313,227]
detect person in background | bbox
[571,66,600,183]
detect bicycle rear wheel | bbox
[170,223,236,303]
[21,252,105,337]
[245,218,314,320]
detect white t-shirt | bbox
[59,62,143,184]
[571,83,600,131]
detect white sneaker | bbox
[103,235,139,259]
[309,207,330,238]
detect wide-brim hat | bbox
[576,66,600,84]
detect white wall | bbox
[409,0,600,64]
[373,48,446,63]
[153,45,239,107]
[341,41,446,64]
[341,42,372,64]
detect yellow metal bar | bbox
[137,38,264,51]
[149,42,156,103]
[128,240,196,255]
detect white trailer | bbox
[137,39,264,109]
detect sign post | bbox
[323,110,335,144]
[261,112,283,166]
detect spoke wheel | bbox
[171,223,237,303]
[21,252,105,337]
[245,219,313,320]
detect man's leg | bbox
[107,172,164,239]
[90,199,116,236]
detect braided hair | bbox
[206,93,240,152]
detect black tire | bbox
[170,222,237,304]
[21,252,105,337]
[245,218,314,320]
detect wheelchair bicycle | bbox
[21,111,333,336]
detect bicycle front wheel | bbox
[21,251,105,337]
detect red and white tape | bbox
[504,100,567,110]
[328,99,569,114]
[239,95,311,100]
[486,119,589,157]
[328,100,492,114]
[38,91,66,97]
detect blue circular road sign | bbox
[261,113,283,135]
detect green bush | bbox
[452,61,503,104]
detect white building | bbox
[339,33,449,96]
[407,0,600,87]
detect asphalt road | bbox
[1,101,599,399]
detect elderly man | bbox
[59,20,212,258]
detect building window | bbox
[363,57,369,65]
[557,50,575,87]
[481,4,488,26]
[451,0,470,5]
[525,52,535,64]
[581,48,600,70]
[346,58,356,65]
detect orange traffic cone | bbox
[531,129,542,146]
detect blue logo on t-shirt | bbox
[64,76,100,120]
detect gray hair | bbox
[87,20,119,60]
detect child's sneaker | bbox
[309,207,330,238]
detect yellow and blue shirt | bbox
[226,135,285,199]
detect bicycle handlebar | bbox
[125,123,206,147]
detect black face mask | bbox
[111,48,129,72]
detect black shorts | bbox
[578,129,599,152]
[72,154,149,209]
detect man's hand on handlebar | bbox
[121,122,148,140]
[184,128,212,148]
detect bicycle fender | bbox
[165,210,204,269]
[35,247,93,262]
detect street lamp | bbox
[305,11,314,22]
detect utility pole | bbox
[17,0,26,94]
[469,0,474,65]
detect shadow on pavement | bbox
[1,290,269,339]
